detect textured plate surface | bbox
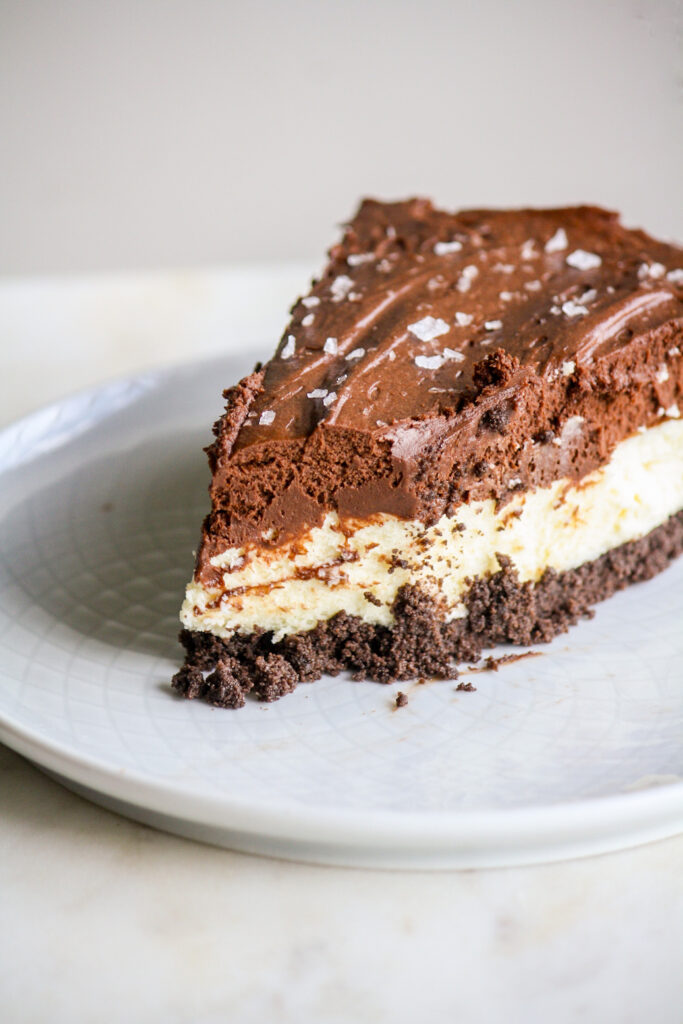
[0,355,682,868]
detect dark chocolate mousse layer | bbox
[199,201,682,572]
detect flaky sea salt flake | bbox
[434,240,463,255]
[324,337,338,354]
[330,275,354,301]
[307,388,328,399]
[414,354,445,370]
[302,313,315,326]
[259,410,275,426]
[484,320,503,330]
[346,347,365,360]
[521,239,537,261]
[566,249,601,270]
[347,253,375,266]
[562,300,588,318]
[302,296,320,308]
[545,228,568,253]
[323,392,337,407]
[455,311,473,326]
[281,335,296,359]
[407,316,450,342]
[457,265,479,292]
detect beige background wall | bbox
[1,0,681,275]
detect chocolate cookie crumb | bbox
[171,665,204,700]
[456,681,477,692]
[395,691,408,707]
[204,660,247,708]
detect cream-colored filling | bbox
[181,418,683,641]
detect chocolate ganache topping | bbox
[199,199,683,572]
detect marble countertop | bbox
[1,269,681,1024]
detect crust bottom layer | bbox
[172,509,683,708]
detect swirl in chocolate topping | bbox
[199,199,682,570]
[238,200,682,442]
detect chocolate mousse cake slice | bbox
[174,199,683,707]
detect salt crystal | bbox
[545,228,568,253]
[562,300,588,318]
[347,253,375,266]
[302,313,315,326]
[323,337,338,355]
[414,354,445,370]
[434,240,463,255]
[666,268,683,284]
[346,347,365,360]
[407,316,450,342]
[499,291,514,302]
[443,347,465,362]
[638,262,666,280]
[484,320,503,330]
[457,265,479,292]
[281,335,296,359]
[330,275,354,301]
[323,391,337,407]
[656,365,670,384]
[259,410,275,426]
[524,280,542,292]
[566,249,601,270]
[307,388,328,399]
[562,360,576,376]
[455,311,473,326]
[521,239,537,261]
[302,296,320,308]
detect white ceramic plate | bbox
[1,355,682,869]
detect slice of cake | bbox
[174,200,683,708]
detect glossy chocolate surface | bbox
[198,200,682,573]
[239,201,682,445]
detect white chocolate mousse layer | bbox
[182,418,683,641]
